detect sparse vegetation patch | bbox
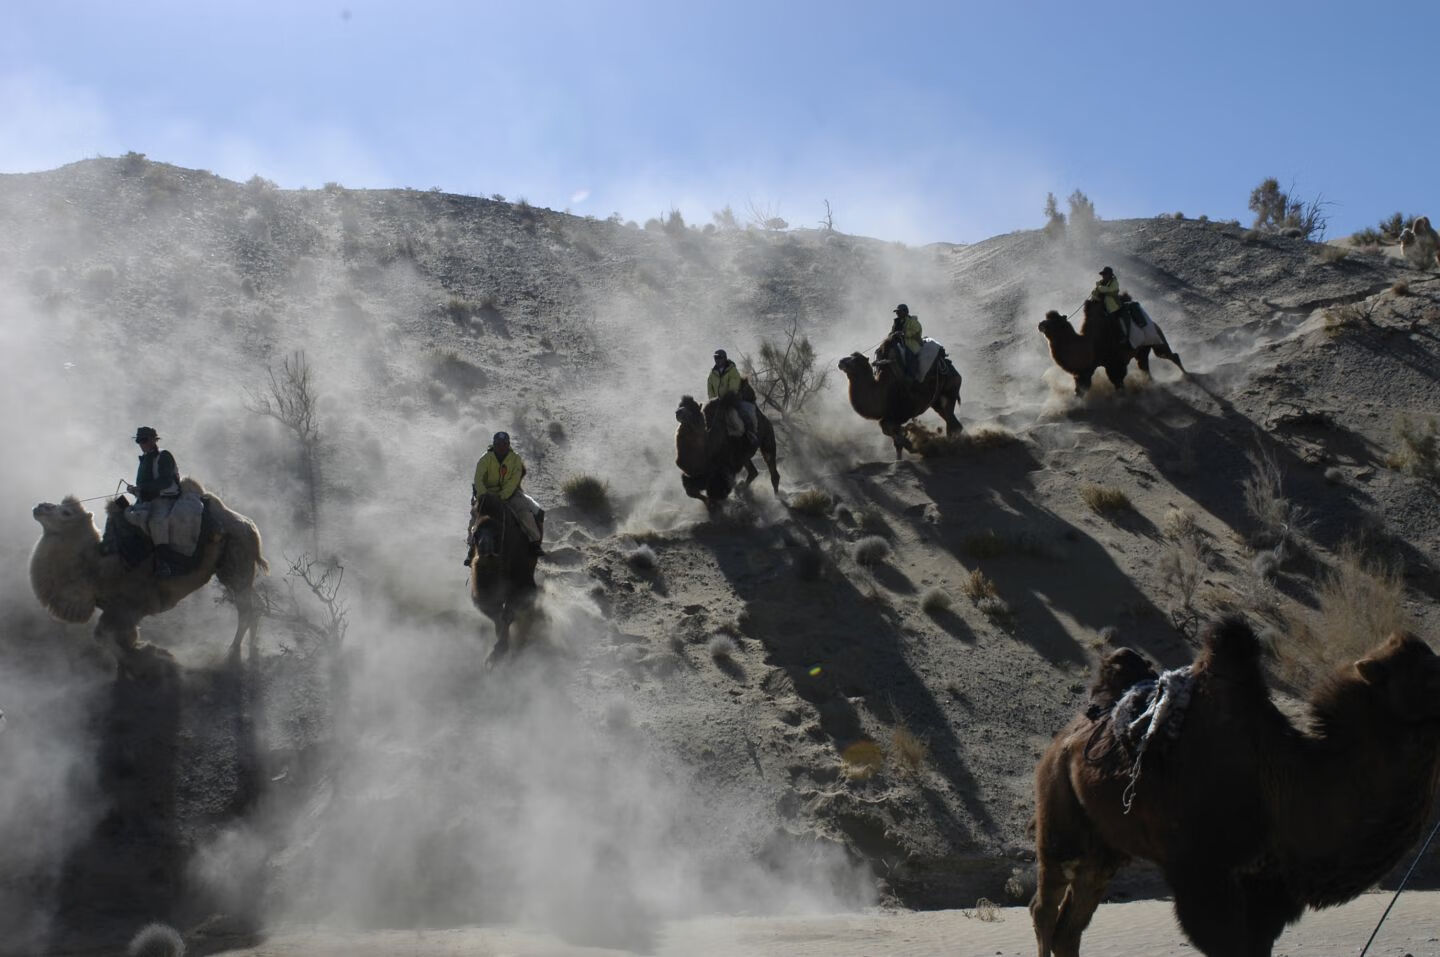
[852,535,891,565]
[562,474,610,514]
[789,488,833,516]
[1081,484,1132,514]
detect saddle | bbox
[102,494,220,577]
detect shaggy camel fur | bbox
[468,492,540,666]
[1038,303,1184,396]
[673,394,780,506]
[30,479,268,659]
[836,348,962,460]
[1031,617,1440,957]
[1400,215,1440,270]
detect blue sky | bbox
[3,0,1436,244]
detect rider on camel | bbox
[890,304,923,379]
[1090,267,1126,338]
[707,349,758,445]
[467,431,544,563]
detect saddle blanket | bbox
[1125,304,1168,350]
[124,490,206,556]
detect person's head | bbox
[893,303,910,318]
[713,349,728,368]
[133,426,159,453]
[1099,266,1115,279]
[491,431,511,455]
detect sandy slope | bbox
[211,892,1440,956]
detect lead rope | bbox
[1357,813,1440,956]
[73,480,130,505]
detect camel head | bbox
[837,352,872,379]
[1351,632,1440,725]
[1038,310,1074,341]
[675,395,705,429]
[32,497,99,540]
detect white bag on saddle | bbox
[1126,304,1167,349]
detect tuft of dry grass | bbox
[1319,244,1350,263]
[1388,415,1438,479]
[959,529,1053,560]
[1242,444,1308,548]
[889,723,929,776]
[1081,484,1132,514]
[789,488,834,516]
[562,474,611,514]
[840,739,885,780]
[1390,280,1411,297]
[963,569,999,602]
[963,898,1002,922]
[852,535,891,565]
[707,634,738,661]
[1282,543,1411,681]
[626,544,657,571]
[920,587,953,614]
[1161,507,1198,541]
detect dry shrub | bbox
[1319,244,1350,263]
[855,506,891,536]
[707,634,738,661]
[840,739,885,780]
[963,569,999,602]
[1284,544,1411,679]
[889,723,929,776]
[128,923,185,957]
[959,529,1051,560]
[907,424,1018,457]
[1081,484,1132,514]
[1161,507,1198,541]
[1390,280,1411,297]
[1160,534,1212,637]
[967,426,1019,449]
[789,488,833,516]
[852,535,891,565]
[920,586,953,614]
[1389,415,1438,479]
[964,898,1002,922]
[626,544,657,570]
[1242,444,1307,548]
[562,474,610,513]
[1322,300,1376,336]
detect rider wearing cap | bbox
[1091,267,1121,316]
[469,431,544,561]
[890,304,923,378]
[707,349,758,445]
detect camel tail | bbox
[1195,615,1264,683]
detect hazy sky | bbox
[3,0,1436,244]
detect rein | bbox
[1357,813,1440,956]
[73,480,130,505]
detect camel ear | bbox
[1354,656,1388,685]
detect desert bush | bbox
[1378,212,1418,242]
[1081,484,1132,514]
[712,205,739,231]
[427,349,486,393]
[626,544,658,571]
[662,207,687,236]
[1313,544,1410,661]
[1319,244,1349,263]
[546,420,566,443]
[1068,190,1097,227]
[1042,192,1066,238]
[118,151,149,176]
[1389,414,1438,479]
[1351,227,1382,246]
[1242,444,1307,548]
[1160,534,1212,637]
[707,634,738,661]
[959,529,1050,560]
[789,488,833,516]
[127,922,184,957]
[964,898,1001,922]
[1173,211,1185,220]
[741,317,829,418]
[562,474,610,513]
[889,723,929,776]
[963,569,998,602]
[1390,280,1411,297]
[1161,507,1198,541]
[1322,300,1376,336]
[1248,177,1329,240]
[920,587,953,614]
[852,535,891,565]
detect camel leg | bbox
[742,457,759,487]
[763,445,780,494]
[1169,867,1248,956]
[485,611,512,668]
[1074,370,1092,396]
[1135,346,1153,375]
[1105,364,1128,390]
[1161,346,1185,374]
[230,589,260,660]
[1030,855,1071,957]
[1237,875,1303,957]
[1049,858,1121,957]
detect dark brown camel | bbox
[1038,301,1183,396]
[1031,617,1440,957]
[837,343,962,459]
[467,493,539,666]
[673,395,780,506]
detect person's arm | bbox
[474,455,491,496]
[499,454,523,499]
[135,451,177,496]
[707,372,719,400]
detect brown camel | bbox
[1038,301,1184,396]
[673,394,780,506]
[1031,617,1440,957]
[30,479,268,660]
[467,492,540,666]
[837,345,962,460]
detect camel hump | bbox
[1087,647,1158,716]
[1195,615,1266,684]
[179,476,206,497]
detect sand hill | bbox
[1,157,1437,954]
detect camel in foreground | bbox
[30,479,268,660]
[1038,301,1183,396]
[674,395,780,506]
[837,349,961,459]
[468,492,540,665]
[1031,617,1440,956]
